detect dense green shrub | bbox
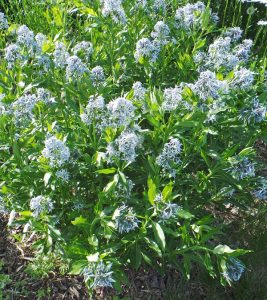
[0,0,266,293]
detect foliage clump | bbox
[0,0,266,293]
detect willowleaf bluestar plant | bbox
[154,196,182,223]
[53,42,69,69]
[230,67,254,90]
[11,94,37,124]
[175,2,218,31]
[228,156,255,180]
[132,81,147,101]
[107,97,136,128]
[162,86,183,111]
[83,261,115,288]
[134,38,160,63]
[223,258,245,282]
[35,54,51,73]
[114,179,134,199]
[223,27,243,42]
[73,41,93,61]
[151,21,170,45]
[113,204,140,234]
[17,25,36,50]
[252,178,267,200]
[152,0,166,13]
[206,37,238,71]
[30,195,54,217]
[66,55,88,81]
[233,39,252,62]
[205,99,227,123]
[90,66,105,86]
[156,138,182,177]
[4,44,22,69]
[0,12,8,30]
[101,0,127,24]
[37,88,55,104]
[35,33,47,53]
[195,36,252,72]
[192,70,228,103]
[42,136,70,167]
[242,97,266,123]
[56,169,70,182]
[81,95,106,129]
[106,130,142,163]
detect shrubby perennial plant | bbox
[0,0,266,294]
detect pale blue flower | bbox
[134,38,160,63]
[53,42,69,69]
[228,156,255,180]
[90,66,105,86]
[223,258,245,282]
[252,178,267,200]
[0,12,8,30]
[243,97,266,123]
[30,195,53,217]
[223,27,243,42]
[73,41,93,61]
[4,44,22,69]
[66,55,88,81]
[132,81,147,101]
[83,261,115,288]
[156,138,182,177]
[107,97,136,128]
[151,21,170,45]
[101,0,127,24]
[56,169,70,182]
[42,136,70,167]
[114,204,140,234]
[107,130,143,163]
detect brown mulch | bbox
[0,215,89,300]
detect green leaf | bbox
[131,243,142,270]
[52,6,63,26]
[71,216,88,226]
[146,115,160,128]
[147,177,156,205]
[96,168,117,174]
[88,235,98,247]
[103,174,119,193]
[19,211,32,217]
[142,252,152,266]
[183,255,191,279]
[177,209,194,219]
[239,147,255,157]
[162,182,173,201]
[119,171,127,184]
[69,260,88,275]
[194,38,206,51]
[152,222,166,251]
[176,120,198,128]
